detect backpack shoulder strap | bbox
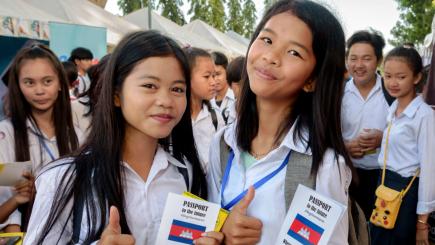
[219,132,230,175]
[205,101,218,130]
[284,152,315,209]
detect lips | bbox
[34,99,50,104]
[151,114,174,123]
[254,67,278,80]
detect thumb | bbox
[232,186,255,214]
[107,206,121,235]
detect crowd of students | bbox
[0,0,434,244]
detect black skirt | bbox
[370,169,419,245]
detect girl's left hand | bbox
[193,231,224,245]
[416,228,429,245]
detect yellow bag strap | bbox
[381,123,420,196]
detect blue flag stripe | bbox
[295,214,324,234]
[172,219,206,231]
[168,235,193,244]
[287,230,313,245]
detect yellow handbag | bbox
[370,123,419,229]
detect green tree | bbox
[188,0,211,23]
[209,0,226,31]
[390,0,435,47]
[263,0,275,11]
[117,0,153,15]
[227,0,244,34]
[158,0,186,25]
[242,0,256,38]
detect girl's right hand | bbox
[98,206,135,245]
[221,187,262,245]
[12,171,34,205]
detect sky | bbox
[105,0,399,51]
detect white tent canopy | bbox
[124,8,227,54]
[182,20,248,56]
[226,30,250,47]
[0,0,66,23]
[24,0,141,45]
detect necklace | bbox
[250,145,279,160]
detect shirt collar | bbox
[346,73,382,96]
[123,146,187,171]
[224,117,312,156]
[388,95,424,120]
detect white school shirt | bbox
[23,146,193,245]
[210,88,236,113]
[377,96,435,214]
[192,103,225,173]
[341,74,390,169]
[71,100,91,137]
[207,121,351,245]
[0,119,84,229]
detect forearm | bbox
[0,197,18,223]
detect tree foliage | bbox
[226,0,243,34]
[117,0,185,25]
[242,0,256,38]
[390,0,435,47]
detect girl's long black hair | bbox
[237,0,354,176]
[36,31,206,244]
[7,44,79,166]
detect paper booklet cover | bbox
[0,161,32,186]
[155,192,220,245]
[275,184,346,245]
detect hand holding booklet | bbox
[0,161,32,186]
[155,192,224,245]
[275,184,346,245]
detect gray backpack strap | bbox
[284,152,315,209]
[219,133,230,175]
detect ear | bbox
[114,91,121,107]
[303,79,316,93]
[413,72,422,85]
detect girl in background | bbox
[370,46,435,244]
[0,44,80,232]
[185,48,225,173]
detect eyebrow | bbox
[22,75,55,80]
[140,74,186,84]
[261,28,310,54]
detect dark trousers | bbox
[370,170,419,245]
[350,168,380,220]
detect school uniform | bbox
[207,120,352,245]
[23,146,193,245]
[192,103,225,173]
[0,119,84,229]
[370,96,435,244]
[210,88,236,124]
[71,99,91,137]
[341,74,390,218]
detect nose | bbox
[262,47,280,66]
[34,83,45,95]
[155,90,173,108]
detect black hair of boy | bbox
[62,61,78,87]
[211,51,228,69]
[68,47,94,62]
[346,30,385,62]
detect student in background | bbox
[61,61,79,100]
[0,43,80,232]
[370,46,435,245]
[207,1,354,244]
[222,56,246,124]
[342,30,390,219]
[24,31,222,245]
[211,52,235,119]
[68,47,93,95]
[185,48,225,173]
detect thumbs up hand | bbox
[98,206,135,245]
[221,187,262,245]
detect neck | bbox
[191,94,203,120]
[354,75,377,100]
[251,98,293,157]
[32,108,55,138]
[216,87,228,101]
[396,92,417,116]
[78,69,86,76]
[122,127,158,182]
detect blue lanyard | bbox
[29,127,56,161]
[220,150,292,210]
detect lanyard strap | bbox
[220,150,292,210]
[29,126,56,161]
[381,122,419,196]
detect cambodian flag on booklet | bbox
[168,219,206,244]
[287,214,324,245]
